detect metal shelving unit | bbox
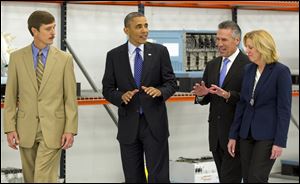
[65,1,299,12]
[1,1,299,182]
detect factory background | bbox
[1,1,299,183]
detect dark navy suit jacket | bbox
[229,62,292,147]
[102,42,177,144]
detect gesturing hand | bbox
[209,84,230,99]
[121,89,139,104]
[141,86,162,98]
[191,81,209,96]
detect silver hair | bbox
[218,20,241,40]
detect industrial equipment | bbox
[170,156,219,183]
[148,30,218,92]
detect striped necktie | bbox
[36,50,44,89]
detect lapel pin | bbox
[148,53,152,56]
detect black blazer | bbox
[198,50,250,151]
[102,42,177,144]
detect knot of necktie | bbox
[38,50,43,56]
[135,47,141,53]
[223,58,230,65]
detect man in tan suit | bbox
[3,10,78,183]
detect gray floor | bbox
[269,173,299,183]
[1,95,299,183]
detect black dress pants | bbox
[119,114,169,183]
[212,141,242,183]
[240,138,276,183]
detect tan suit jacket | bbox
[4,44,78,149]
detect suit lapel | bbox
[254,64,273,98]
[213,58,222,86]
[248,64,257,99]
[23,45,38,92]
[142,43,153,84]
[222,52,242,87]
[120,43,136,88]
[38,46,57,93]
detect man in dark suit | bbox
[102,12,177,183]
[192,20,250,182]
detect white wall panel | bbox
[67,4,137,90]
[145,6,231,31]
[238,10,299,71]
[1,1,61,49]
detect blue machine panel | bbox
[148,30,218,92]
[148,30,184,72]
[148,30,217,76]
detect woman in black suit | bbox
[228,30,292,183]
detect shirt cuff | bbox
[196,95,204,103]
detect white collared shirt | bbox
[253,68,262,91]
[128,41,144,76]
[220,48,240,74]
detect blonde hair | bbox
[243,30,279,64]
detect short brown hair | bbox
[27,10,55,36]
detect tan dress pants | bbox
[19,124,62,183]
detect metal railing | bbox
[64,39,118,126]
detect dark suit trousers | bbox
[240,138,276,183]
[119,114,170,183]
[212,141,242,183]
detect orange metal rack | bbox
[1,91,298,108]
[67,1,299,12]
[9,1,299,11]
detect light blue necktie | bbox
[219,58,230,87]
[134,47,143,114]
[134,47,143,88]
